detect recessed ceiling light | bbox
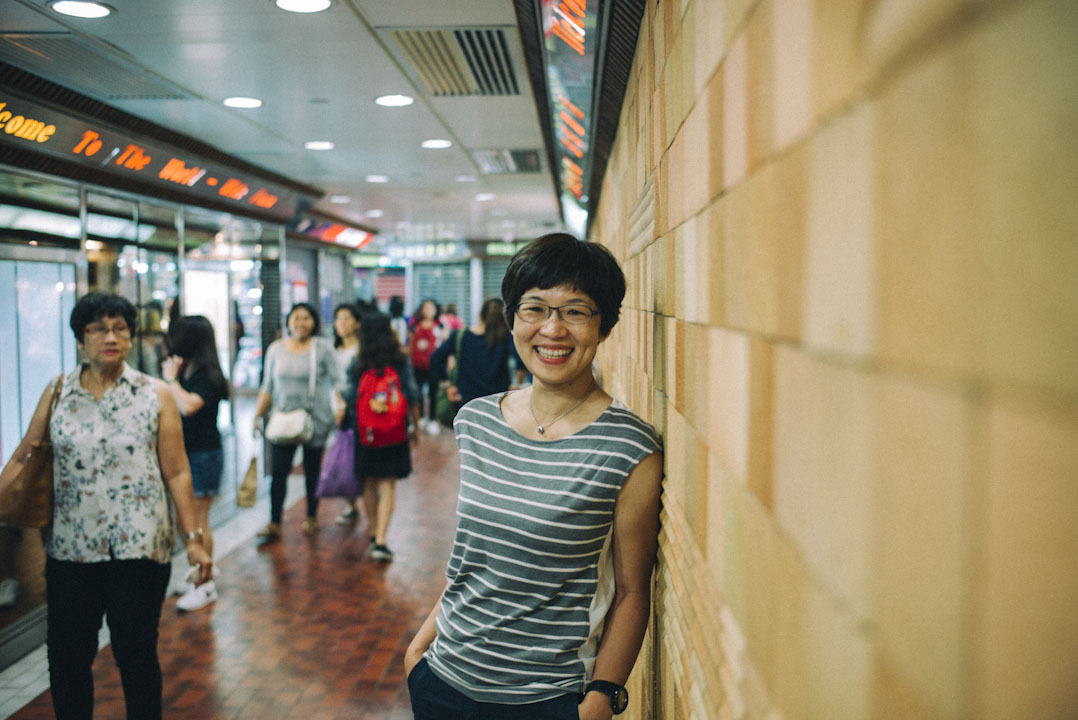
[304,141,334,150]
[50,1,113,18]
[223,96,262,109]
[365,175,388,183]
[275,0,331,13]
[365,209,384,218]
[329,195,351,204]
[375,94,414,107]
[456,175,477,183]
[421,139,452,150]
[475,193,495,202]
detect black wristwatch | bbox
[585,680,628,714]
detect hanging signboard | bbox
[539,0,598,237]
[0,89,316,223]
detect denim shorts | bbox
[188,449,224,498]
[408,658,581,720]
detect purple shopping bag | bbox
[315,428,361,498]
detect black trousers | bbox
[45,556,171,720]
[269,441,324,523]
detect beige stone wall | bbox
[590,0,1078,718]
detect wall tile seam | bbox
[859,0,1012,107]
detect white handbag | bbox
[264,344,317,444]
[264,408,313,444]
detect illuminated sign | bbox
[293,218,373,249]
[0,91,316,223]
[540,0,597,236]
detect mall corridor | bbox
[1,429,461,720]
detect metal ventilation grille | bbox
[470,148,542,174]
[392,28,519,96]
[0,33,191,101]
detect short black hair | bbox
[286,302,321,336]
[501,233,626,337]
[70,292,137,343]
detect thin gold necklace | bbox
[528,385,597,435]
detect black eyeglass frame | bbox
[512,301,602,325]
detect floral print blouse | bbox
[47,363,175,564]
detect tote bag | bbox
[315,429,361,498]
[0,376,63,528]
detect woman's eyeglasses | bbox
[513,302,600,326]
[84,324,131,339]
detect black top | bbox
[429,330,520,405]
[179,367,223,451]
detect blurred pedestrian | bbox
[429,297,524,416]
[350,311,421,562]
[252,303,343,539]
[407,299,442,434]
[162,315,230,612]
[331,303,362,525]
[389,295,409,347]
[405,234,663,720]
[439,303,463,334]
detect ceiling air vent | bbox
[470,148,542,174]
[0,33,191,101]
[392,28,520,97]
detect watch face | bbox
[612,687,629,713]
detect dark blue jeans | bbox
[408,658,582,719]
[45,557,171,720]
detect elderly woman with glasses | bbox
[1,291,211,720]
[405,233,664,720]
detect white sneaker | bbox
[426,419,441,435]
[177,580,217,612]
[172,581,194,597]
[335,506,359,525]
[0,579,17,608]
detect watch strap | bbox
[585,680,628,714]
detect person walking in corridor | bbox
[253,303,343,540]
[405,233,663,720]
[162,315,230,612]
[330,303,363,525]
[351,311,421,562]
[407,299,443,434]
[428,297,523,423]
[1,291,212,720]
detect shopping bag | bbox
[236,457,258,508]
[315,429,360,498]
[0,375,62,528]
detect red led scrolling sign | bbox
[0,93,308,222]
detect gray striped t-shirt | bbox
[425,393,662,704]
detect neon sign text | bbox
[0,102,56,143]
[551,0,586,55]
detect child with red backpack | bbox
[407,299,443,436]
[348,311,421,562]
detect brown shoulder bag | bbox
[0,375,63,528]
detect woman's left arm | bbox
[155,381,213,584]
[581,451,664,720]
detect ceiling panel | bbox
[0,0,563,244]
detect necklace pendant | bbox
[537,426,545,434]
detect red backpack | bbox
[356,366,409,447]
[410,323,437,371]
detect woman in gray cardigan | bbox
[253,303,343,539]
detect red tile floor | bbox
[11,430,461,719]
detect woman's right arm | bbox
[405,585,446,676]
[0,379,60,492]
[253,344,276,436]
